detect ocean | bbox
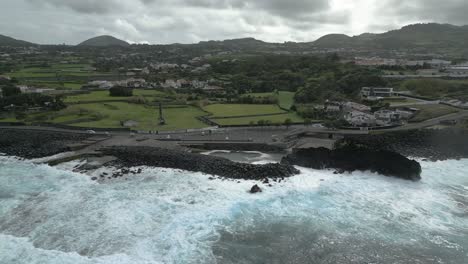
[0,154,467,263]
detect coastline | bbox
[2,127,468,182]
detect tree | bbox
[284,118,293,128]
[109,86,133,97]
[1,85,21,97]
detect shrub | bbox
[110,86,133,97]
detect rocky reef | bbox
[101,146,300,180]
[282,147,422,181]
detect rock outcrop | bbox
[101,146,299,180]
[0,129,91,158]
[339,129,468,161]
[282,147,422,181]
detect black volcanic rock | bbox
[339,129,468,161]
[0,129,90,159]
[101,146,299,180]
[282,147,422,181]
[250,185,262,193]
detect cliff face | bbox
[282,147,422,181]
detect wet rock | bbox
[250,185,262,193]
[282,146,422,181]
[339,129,468,161]
[102,146,299,181]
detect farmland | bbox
[247,91,295,109]
[213,113,304,126]
[64,90,167,103]
[25,102,207,131]
[203,104,286,118]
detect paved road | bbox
[1,110,467,141]
[383,110,468,132]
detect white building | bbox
[361,87,394,98]
[342,102,371,112]
[344,111,376,127]
[374,110,401,126]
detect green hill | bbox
[312,23,468,50]
[0,34,36,47]
[78,35,130,47]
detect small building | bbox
[203,85,225,93]
[344,111,376,127]
[122,120,139,127]
[342,101,371,112]
[361,87,394,98]
[447,66,468,75]
[324,101,342,113]
[0,75,11,81]
[374,110,401,126]
[82,81,113,90]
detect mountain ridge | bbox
[2,23,468,51]
[0,34,36,47]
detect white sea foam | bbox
[0,157,467,263]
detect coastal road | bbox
[382,110,468,132]
[1,110,467,142]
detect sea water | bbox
[0,155,467,263]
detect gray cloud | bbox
[2,0,468,45]
[378,0,468,25]
[26,0,125,14]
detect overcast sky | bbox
[1,0,468,45]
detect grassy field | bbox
[6,64,110,79]
[204,104,286,117]
[409,104,460,122]
[44,102,207,131]
[213,113,304,126]
[64,90,166,103]
[247,91,295,109]
[21,80,84,90]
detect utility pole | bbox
[158,102,166,125]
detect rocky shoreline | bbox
[101,146,299,180]
[282,147,422,181]
[2,128,466,182]
[0,129,91,159]
[340,129,468,161]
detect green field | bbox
[409,104,460,122]
[247,91,295,109]
[45,102,207,131]
[21,80,84,90]
[204,104,286,117]
[64,90,166,103]
[6,64,111,79]
[213,113,304,126]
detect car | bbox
[86,130,96,134]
